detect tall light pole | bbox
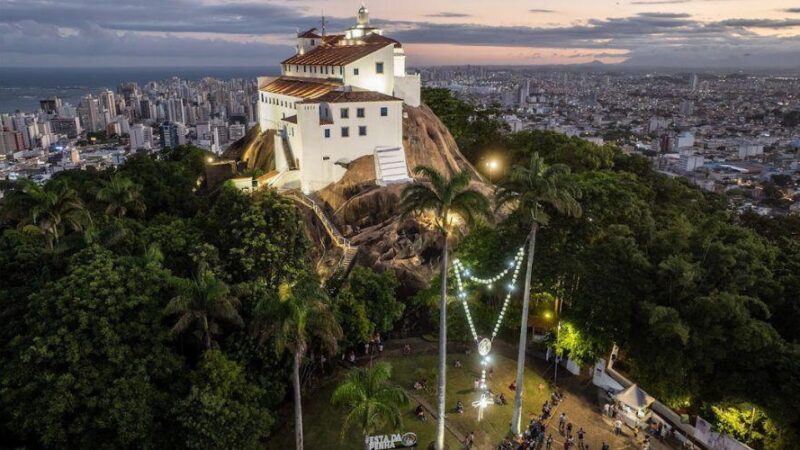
[552,297,563,385]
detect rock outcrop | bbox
[218,104,489,295]
[222,125,276,173]
[314,104,490,296]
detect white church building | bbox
[257,5,421,193]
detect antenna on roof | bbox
[321,9,326,36]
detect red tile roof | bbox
[282,42,390,66]
[363,33,402,48]
[300,90,402,104]
[298,28,321,38]
[259,77,341,99]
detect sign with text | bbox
[365,432,417,449]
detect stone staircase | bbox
[280,129,298,170]
[280,189,358,279]
[373,146,411,186]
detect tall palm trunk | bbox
[293,350,304,450]
[435,231,448,450]
[511,223,538,434]
[203,316,212,350]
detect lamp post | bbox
[485,159,500,183]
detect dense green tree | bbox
[174,349,273,450]
[164,270,244,351]
[421,87,509,164]
[335,287,374,348]
[96,174,146,218]
[0,246,181,449]
[400,165,490,450]
[4,180,90,249]
[204,186,308,285]
[346,266,404,334]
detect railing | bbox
[281,189,351,251]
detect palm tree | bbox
[164,270,244,350]
[331,362,409,445]
[11,181,90,250]
[255,272,342,450]
[96,174,146,218]
[496,153,582,435]
[400,166,490,450]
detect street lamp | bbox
[206,156,214,164]
[485,158,500,183]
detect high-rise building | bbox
[100,90,117,117]
[0,130,24,155]
[159,123,182,149]
[39,97,62,114]
[166,98,185,124]
[228,123,246,142]
[12,115,31,149]
[78,94,103,133]
[130,124,152,151]
[51,117,82,138]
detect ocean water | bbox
[0,67,279,114]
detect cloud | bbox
[636,12,692,18]
[719,18,800,28]
[1,0,799,68]
[0,21,291,66]
[529,9,556,13]
[425,12,472,18]
[631,0,691,4]
[785,8,800,13]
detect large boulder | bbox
[314,104,491,297]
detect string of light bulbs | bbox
[451,244,526,418]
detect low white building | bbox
[256,5,419,193]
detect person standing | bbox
[559,413,567,433]
[614,419,623,436]
[464,431,475,449]
[546,434,554,450]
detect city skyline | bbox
[1,0,800,69]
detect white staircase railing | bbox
[280,189,359,278]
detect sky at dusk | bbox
[2,0,800,68]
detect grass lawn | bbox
[385,351,551,449]
[266,375,455,450]
[268,348,551,449]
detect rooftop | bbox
[299,90,402,104]
[259,77,341,99]
[282,42,390,66]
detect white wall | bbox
[257,91,300,131]
[282,64,344,81]
[394,74,421,107]
[343,45,395,96]
[393,48,406,76]
[297,99,403,192]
